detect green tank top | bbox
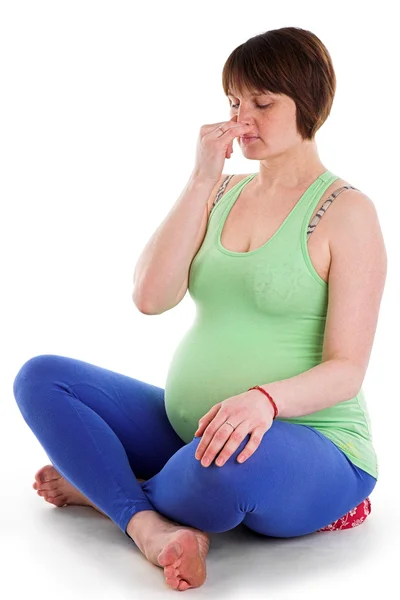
[164,170,379,480]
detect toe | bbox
[46,496,67,507]
[178,580,191,591]
[52,496,68,507]
[165,575,180,590]
[164,565,178,579]
[158,542,182,567]
[35,465,60,484]
[36,480,59,491]
[38,489,63,499]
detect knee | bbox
[185,437,245,487]
[13,354,59,411]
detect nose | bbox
[236,118,256,138]
[231,113,251,126]
[235,110,254,129]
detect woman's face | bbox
[227,88,303,156]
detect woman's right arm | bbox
[133,117,251,314]
[132,172,227,314]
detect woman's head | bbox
[222,27,336,154]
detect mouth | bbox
[240,136,259,144]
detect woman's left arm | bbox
[260,191,388,419]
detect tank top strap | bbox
[302,170,340,212]
[306,183,359,241]
[295,170,360,242]
[212,174,235,209]
[245,170,341,252]
[296,170,340,231]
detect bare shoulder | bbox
[326,177,386,259]
[325,176,380,225]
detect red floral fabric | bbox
[316,497,371,532]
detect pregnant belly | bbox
[163,326,322,443]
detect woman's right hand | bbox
[192,116,253,183]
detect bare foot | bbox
[32,464,147,513]
[33,465,95,508]
[127,511,210,591]
[34,465,210,590]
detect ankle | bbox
[126,509,158,544]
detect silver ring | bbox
[225,421,235,429]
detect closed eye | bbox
[230,103,271,110]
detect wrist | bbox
[189,171,220,189]
[248,385,279,419]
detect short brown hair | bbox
[222,27,336,140]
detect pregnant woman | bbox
[13,27,387,592]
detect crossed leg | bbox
[13,354,377,589]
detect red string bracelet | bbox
[248,385,279,419]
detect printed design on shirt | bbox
[251,259,310,307]
[336,440,360,458]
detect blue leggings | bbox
[13,354,377,540]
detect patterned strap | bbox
[211,175,359,241]
[211,174,235,208]
[306,184,358,241]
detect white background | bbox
[1,0,398,597]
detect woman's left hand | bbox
[194,389,276,467]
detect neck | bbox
[254,139,326,196]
